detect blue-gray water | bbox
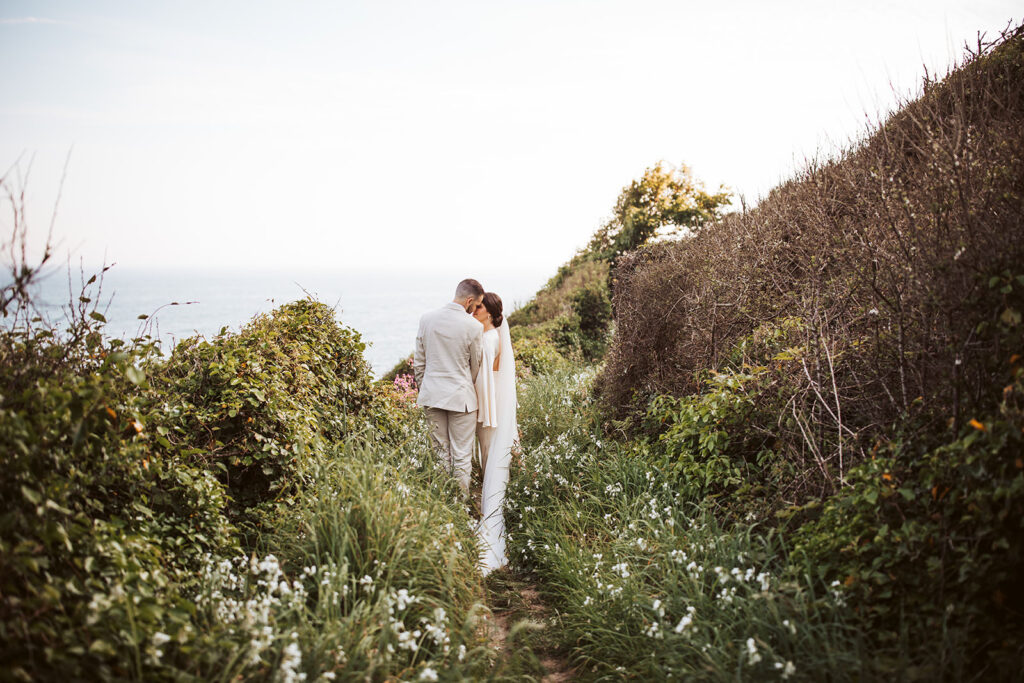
[29,266,551,377]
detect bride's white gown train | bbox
[476,319,517,575]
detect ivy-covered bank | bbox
[0,296,491,681]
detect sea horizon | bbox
[23,264,552,377]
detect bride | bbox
[472,292,517,575]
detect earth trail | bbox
[485,572,576,681]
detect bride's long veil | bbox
[478,318,517,574]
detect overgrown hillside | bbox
[475,24,1024,683]
[582,24,1023,676]
[5,21,1023,683]
[508,161,730,374]
[0,260,492,680]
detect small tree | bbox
[588,161,731,262]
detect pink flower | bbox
[393,373,418,403]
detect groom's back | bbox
[414,304,483,412]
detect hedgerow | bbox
[0,241,488,679]
[600,26,1024,499]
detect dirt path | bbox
[485,571,576,681]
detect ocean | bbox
[28,266,552,377]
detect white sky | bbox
[1,1,1018,272]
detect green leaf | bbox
[1000,307,1021,327]
[89,311,107,323]
[126,366,146,385]
[20,485,42,505]
[898,487,916,501]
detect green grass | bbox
[179,423,495,681]
[505,367,873,681]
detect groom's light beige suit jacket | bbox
[414,302,484,412]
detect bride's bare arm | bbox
[493,352,500,372]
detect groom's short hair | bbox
[455,278,484,300]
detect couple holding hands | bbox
[413,278,517,575]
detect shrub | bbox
[571,279,613,360]
[789,363,1024,678]
[0,251,441,677]
[380,354,415,384]
[0,296,239,678]
[513,334,566,378]
[645,367,775,505]
[150,299,392,529]
[599,27,1024,499]
[509,259,610,329]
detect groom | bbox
[414,278,485,499]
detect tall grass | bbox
[505,367,964,681]
[166,423,493,681]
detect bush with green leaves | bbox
[0,269,489,680]
[638,316,830,515]
[570,278,612,359]
[645,368,773,503]
[509,327,567,379]
[0,305,238,679]
[789,362,1024,678]
[505,368,869,681]
[151,299,400,529]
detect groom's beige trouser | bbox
[424,407,477,498]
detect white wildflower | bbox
[674,606,696,634]
[746,637,762,665]
[775,660,796,679]
[280,635,306,683]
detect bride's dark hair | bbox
[482,292,503,327]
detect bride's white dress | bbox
[474,319,517,575]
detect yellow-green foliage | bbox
[510,258,609,328]
[586,161,730,261]
[510,161,729,364]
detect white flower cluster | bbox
[829,580,847,607]
[197,553,307,635]
[674,606,696,634]
[194,553,352,674]
[711,564,773,594]
[421,607,452,654]
[280,632,306,683]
